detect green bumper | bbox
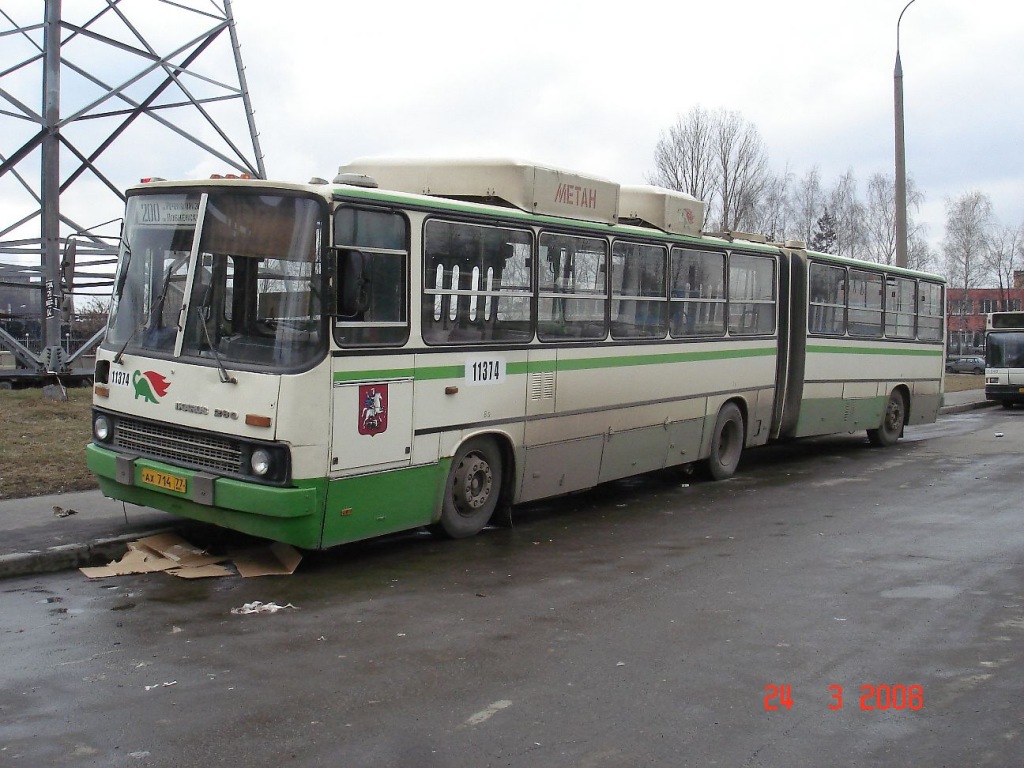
[87,443,326,549]
[87,444,445,550]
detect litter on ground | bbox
[79,533,302,580]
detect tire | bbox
[972,368,983,375]
[1001,401,1015,410]
[867,389,906,447]
[704,403,744,481]
[432,437,503,539]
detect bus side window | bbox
[333,207,409,347]
[611,241,667,340]
[538,232,608,341]
[669,248,726,338]
[422,219,533,345]
[728,253,776,336]
[808,262,846,335]
[848,269,883,338]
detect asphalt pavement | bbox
[0,389,995,579]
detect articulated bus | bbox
[86,159,946,549]
[985,311,1024,407]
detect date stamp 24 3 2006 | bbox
[763,684,924,712]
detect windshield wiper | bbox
[113,237,132,299]
[196,284,236,385]
[113,255,185,364]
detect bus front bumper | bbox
[985,384,1024,404]
[86,443,326,549]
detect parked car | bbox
[946,356,986,374]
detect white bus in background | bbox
[985,311,1024,408]
[87,159,946,550]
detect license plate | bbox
[140,468,187,494]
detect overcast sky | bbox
[244,0,1023,247]
[2,0,1022,261]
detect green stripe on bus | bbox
[332,346,775,383]
[333,367,416,383]
[411,365,465,381]
[509,361,533,375]
[806,345,942,357]
[555,346,774,371]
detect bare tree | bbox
[649,106,770,233]
[984,223,1023,308]
[864,172,927,267]
[943,191,993,286]
[906,228,935,273]
[714,110,769,232]
[864,173,897,265]
[943,191,993,349]
[649,107,716,226]
[826,169,865,259]
[752,166,793,242]
[790,166,824,246]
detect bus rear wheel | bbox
[868,389,906,447]
[704,403,744,481]
[432,437,503,539]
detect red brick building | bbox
[946,272,1024,354]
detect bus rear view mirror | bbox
[337,249,371,318]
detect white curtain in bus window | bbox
[808,262,847,335]
[885,277,916,338]
[669,248,726,337]
[333,207,409,347]
[538,233,608,341]
[728,254,776,336]
[422,220,533,344]
[917,281,943,341]
[611,241,667,339]
[847,269,884,337]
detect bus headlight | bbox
[93,413,113,442]
[250,448,272,476]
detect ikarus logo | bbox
[133,370,171,403]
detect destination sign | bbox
[133,198,200,227]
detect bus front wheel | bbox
[704,403,744,481]
[432,437,503,539]
[868,389,906,447]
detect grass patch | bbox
[943,373,984,392]
[0,387,97,500]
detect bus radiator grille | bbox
[115,417,244,475]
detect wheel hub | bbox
[454,455,492,514]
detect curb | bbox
[939,399,998,416]
[0,527,174,579]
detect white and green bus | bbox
[87,159,946,549]
[985,311,1024,408]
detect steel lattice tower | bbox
[0,0,264,377]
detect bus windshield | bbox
[106,191,325,370]
[987,332,1024,368]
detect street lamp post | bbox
[894,0,918,269]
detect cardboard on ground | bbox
[80,533,301,579]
